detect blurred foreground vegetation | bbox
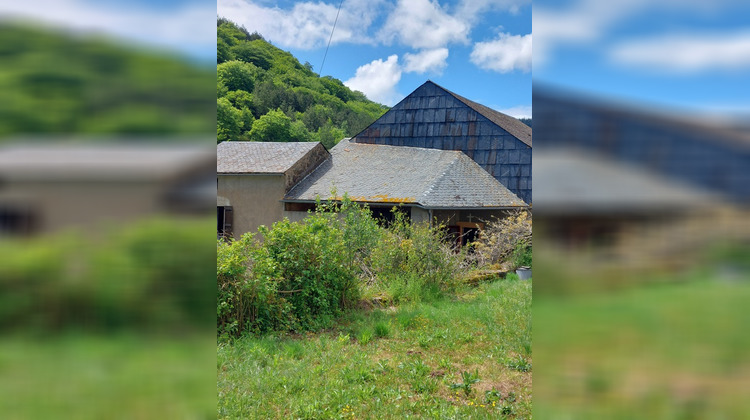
[0,217,216,419]
[1,217,215,333]
[533,231,750,418]
[0,22,215,138]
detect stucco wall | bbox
[218,174,285,237]
[0,181,169,234]
[410,207,430,224]
[282,210,310,224]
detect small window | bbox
[217,206,233,239]
[0,206,37,236]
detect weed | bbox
[374,321,390,338]
[484,388,502,404]
[438,358,452,370]
[503,354,532,372]
[450,370,481,396]
[411,377,438,394]
[357,329,373,345]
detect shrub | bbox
[217,197,467,337]
[218,197,379,337]
[217,232,289,337]
[0,217,215,334]
[370,211,462,302]
[472,210,532,269]
[254,212,358,331]
[511,240,532,269]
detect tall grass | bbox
[218,278,532,418]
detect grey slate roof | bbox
[443,85,532,147]
[217,141,321,174]
[534,148,720,214]
[0,143,213,182]
[284,139,526,208]
[350,80,532,204]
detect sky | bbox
[1,0,531,116]
[534,0,750,118]
[0,0,217,63]
[217,0,532,117]
[6,1,750,120]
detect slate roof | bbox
[284,139,526,209]
[350,80,532,204]
[534,148,720,214]
[217,141,321,174]
[442,84,532,147]
[0,143,213,182]
[533,86,750,204]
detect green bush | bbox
[217,198,466,338]
[511,240,532,269]
[218,197,381,337]
[0,217,215,334]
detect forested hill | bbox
[217,18,389,147]
[0,23,215,139]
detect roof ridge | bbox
[424,152,526,206]
[418,152,461,203]
[426,81,532,147]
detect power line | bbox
[319,0,344,76]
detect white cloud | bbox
[610,31,750,72]
[455,0,530,22]
[0,0,215,58]
[344,55,402,105]
[217,0,384,50]
[378,0,469,49]
[533,0,736,67]
[470,33,531,73]
[495,105,531,119]
[403,48,449,74]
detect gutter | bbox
[280,198,527,211]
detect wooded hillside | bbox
[0,23,215,138]
[217,18,389,147]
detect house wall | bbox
[285,144,331,190]
[411,207,430,224]
[218,174,285,237]
[282,209,309,224]
[0,181,168,235]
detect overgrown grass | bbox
[217,277,532,418]
[534,277,750,419]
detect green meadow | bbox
[218,277,532,419]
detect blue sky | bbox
[0,0,217,63]
[2,1,530,116]
[534,0,750,118]
[218,0,532,116]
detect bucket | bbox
[515,266,532,280]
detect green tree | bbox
[231,40,273,70]
[217,97,243,143]
[217,60,258,93]
[315,119,346,149]
[247,108,293,142]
